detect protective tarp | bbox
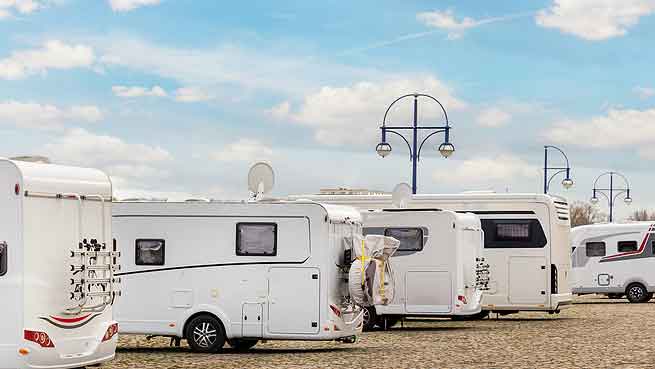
[348,235,399,307]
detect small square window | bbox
[586,242,606,257]
[135,239,165,266]
[618,241,638,253]
[384,228,424,252]
[236,223,277,256]
[0,241,7,276]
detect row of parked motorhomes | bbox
[1,157,650,369]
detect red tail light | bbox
[329,304,342,318]
[457,295,468,304]
[102,323,119,342]
[24,330,55,348]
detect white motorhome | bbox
[0,158,120,369]
[112,200,369,352]
[289,192,572,315]
[571,222,655,303]
[360,208,489,329]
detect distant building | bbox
[318,187,388,195]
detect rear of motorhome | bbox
[112,200,368,352]
[571,222,655,303]
[0,159,119,369]
[289,192,572,315]
[360,209,488,328]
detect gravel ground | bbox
[105,295,653,369]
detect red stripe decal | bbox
[602,225,653,261]
[49,313,92,324]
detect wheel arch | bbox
[178,305,232,339]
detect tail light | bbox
[329,304,342,318]
[457,295,468,304]
[24,330,55,348]
[102,323,119,342]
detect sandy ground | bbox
[105,296,653,369]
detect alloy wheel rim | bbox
[630,287,643,300]
[193,322,218,348]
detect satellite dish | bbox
[248,162,275,199]
[391,183,412,208]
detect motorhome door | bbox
[267,267,320,335]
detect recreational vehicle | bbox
[571,222,655,303]
[112,200,375,352]
[360,208,489,329]
[289,192,572,315]
[0,158,120,369]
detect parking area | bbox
[107,295,651,369]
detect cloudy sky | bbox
[0,0,653,218]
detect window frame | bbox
[135,239,166,266]
[480,219,548,249]
[617,240,638,253]
[236,222,278,257]
[585,242,606,257]
[0,241,7,276]
[383,227,425,252]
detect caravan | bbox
[571,222,655,303]
[360,208,489,329]
[0,158,119,369]
[112,199,373,352]
[289,192,572,315]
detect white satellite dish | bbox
[391,183,412,208]
[248,162,275,199]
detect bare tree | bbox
[628,209,655,221]
[570,201,606,227]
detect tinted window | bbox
[0,241,7,276]
[586,242,606,257]
[236,223,277,256]
[480,219,547,248]
[136,239,165,265]
[384,228,424,251]
[617,241,638,253]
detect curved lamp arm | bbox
[417,128,447,161]
[385,129,413,159]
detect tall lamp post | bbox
[591,171,633,223]
[375,93,455,194]
[543,145,574,194]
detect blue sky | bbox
[1,0,654,219]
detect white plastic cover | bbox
[348,235,399,307]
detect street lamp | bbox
[376,93,454,194]
[591,171,632,223]
[543,145,573,194]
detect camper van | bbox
[0,158,120,369]
[360,208,489,329]
[289,192,572,315]
[571,222,655,303]
[112,200,370,352]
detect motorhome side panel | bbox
[0,162,23,369]
[113,215,312,339]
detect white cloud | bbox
[112,85,167,98]
[536,0,655,41]
[545,108,655,158]
[417,10,524,39]
[210,138,274,162]
[476,107,511,127]
[0,40,95,79]
[0,101,103,129]
[270,76,466,146]
[0,0,46,19]
[174,87,213,103]
[432,154,538,187]
[108,0,160,12]
[634,86,655,99]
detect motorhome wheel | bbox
[362,306,377,331]
[626,283,649,303]
[185,314,226,353]
[229,339,258,351]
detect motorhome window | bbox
[617,241,638,253]
[135,239,165,265]
[480,219,547,248]
[236,223,277,256]
[0,241,6,276]
[384,228,424,251]
[585,242,606,257]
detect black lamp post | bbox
[543,145,573,194]
[591,171,632,222]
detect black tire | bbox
[362,306,377,331]
[185,314,226,353]
[229,339,258,351]
[626,283,649,303]
[607,293,623,299]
